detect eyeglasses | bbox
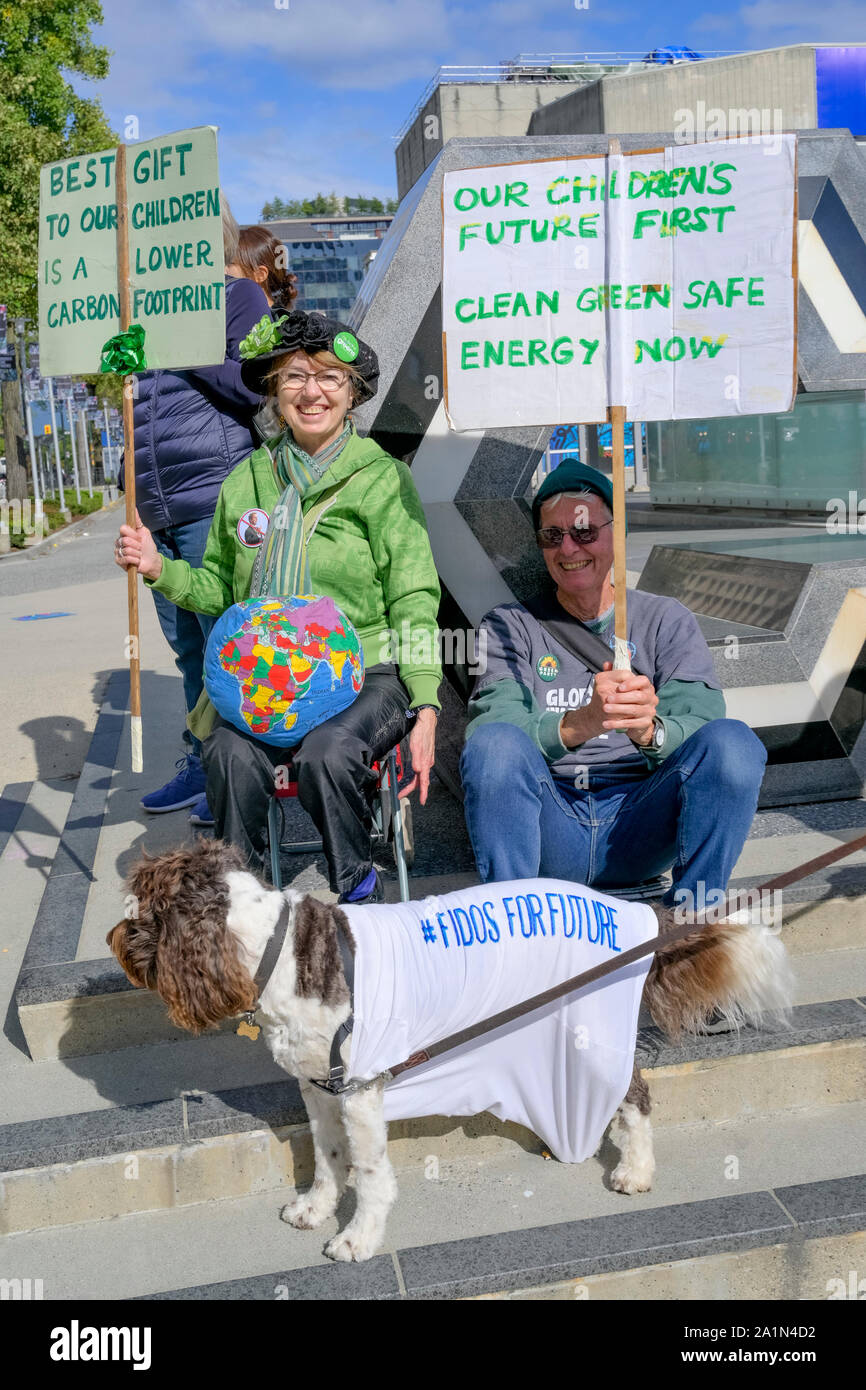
[277,369,349,394]
[535,521,613,548]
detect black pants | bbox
[202,666,412,895]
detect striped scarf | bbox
[250,420,352,598]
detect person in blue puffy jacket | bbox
[124,197,291,823]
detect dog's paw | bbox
[324,1229,379,1263]
[610,1161,654,1195]
[280,1194,333,1230]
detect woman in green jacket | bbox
[115,310,442,903]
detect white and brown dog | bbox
[108,839,793,1262]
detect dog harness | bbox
[337,879,658,1165]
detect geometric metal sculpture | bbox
[638,541,866,805]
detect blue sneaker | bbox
[140,755,207,814]
[189,794,214,827]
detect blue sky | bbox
[82,0,862,222]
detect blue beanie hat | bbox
[532,458,615,528]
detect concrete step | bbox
[10,668,866,1064]
[1,997,864,1236]
[4,682,865,1299]
[1,1100,863,1300]
[15,892,866,1061]
[6,925,856,1132]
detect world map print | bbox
[211,595,364,743]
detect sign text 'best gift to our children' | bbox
[38,126,226,376]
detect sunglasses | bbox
[535,521,613,548]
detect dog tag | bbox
[237,1017,260,1041]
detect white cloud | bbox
[96,0,455,93]
[698,0,866,41]
[94,0,640,104]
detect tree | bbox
[0,1,116,502]
[0,0,117,321]
[260,192,401,221]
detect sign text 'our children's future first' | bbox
[38,126,227,376]
[441,138,797,430]
[452,158,740,249]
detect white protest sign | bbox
[38,126,225,376]
[442,137,797,429]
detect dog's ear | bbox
[156,900,257,1034]
[292,896,354,1007]
[114,838,256,1034]
[106,917,159,990]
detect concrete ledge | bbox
[17,896,866,1060]
[2,1008,864,1234]
[477,1230,866,1301]
[0,781,32,858]
[138,1175,866,1301]
[647,1038,866,1127]
[19,983,237,1061]
[635,996,866,1071]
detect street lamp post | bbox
[80,410,94,497]
[46,379,70,520]
[66,399,82,507]
[102,402,113,484]
[24,394,42,530]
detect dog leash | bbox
[250,829,866,1094]
[309,910,706,1097]
[380,833,866,1094]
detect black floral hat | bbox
[239,308,379,403]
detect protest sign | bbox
[442,136,797,431]
[38,126,225,376]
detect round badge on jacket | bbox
[237,509,269,548]
[537,654,559,682]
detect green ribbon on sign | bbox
[100,323,147,374]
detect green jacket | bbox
[147,428,442,742]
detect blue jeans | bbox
[151,517,217,757]
[460,720,767,906]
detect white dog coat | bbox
[342,879,658,1163]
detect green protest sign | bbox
[38,126,226,376]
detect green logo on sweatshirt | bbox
[537,653,559,682]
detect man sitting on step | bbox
[459,459,767,915]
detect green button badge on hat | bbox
[333,331,359,362]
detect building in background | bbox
[527,42,866,141]
[283,238,382,317]
[262,215,393,242]
[394,55,675,201]
[260,215,394,318]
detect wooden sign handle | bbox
[115,143,143,772]
[610,402,630,673]
[606,138,631,675]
